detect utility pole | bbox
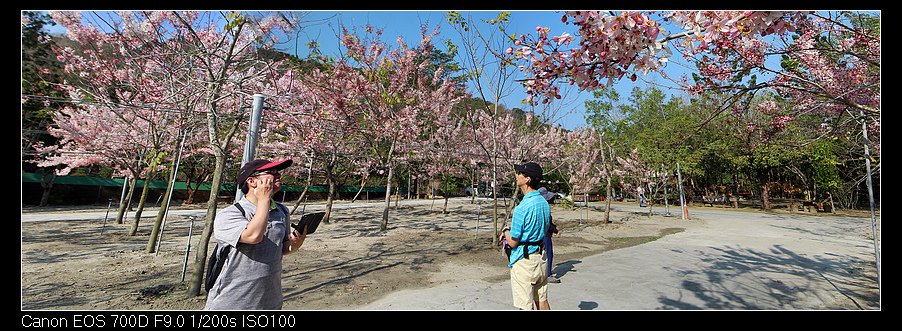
[236,94,265,202]
[859,109,880,301]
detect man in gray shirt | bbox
[205,159,305,310]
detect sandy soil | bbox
[20,199,705,310]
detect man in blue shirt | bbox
[500,161,551,310]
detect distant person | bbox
[205,159,305,310]
[637,185,646,207]
[537,187,561,283]
[500,162,551,310]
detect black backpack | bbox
[204,202,289,292]
[204,203,242,293]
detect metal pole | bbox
[407,171,411,200]
[677,162,687,220]
[118,176,128,210]
[475,199,481,238]
[662,164,670,216]
[157,129,188,255]
[859,110,880,300]
[100,198,113,236]
[180,216,196,283]
[236,94,265,203]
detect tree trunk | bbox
[470,170,476,204]
[116,176,138,224]
[185,173,210,205]
[395,172,401,209]
[602,144,613,224]
[290,155,315,215]
[129,168,156,236]
[380,164,394,231]
[38,170,56,206]
[350,177,367,203]
[758,170,772,210]
[146,161,177,253]
[185,178,197,205]
[732,173,740,208]
[323,163,335,224]
[187,153,227,297]
[416,175,422,199]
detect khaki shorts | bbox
[510,249,548,310]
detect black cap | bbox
[514,161,542,183]
[236,159,293,187]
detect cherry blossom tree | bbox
[340,25,464,231]
[518,11,879,200]
[520,11,879,281]
[43,11,212,232]
[561,128,604,217]
[259,57,370,223]
[46,10,302,297]
[421,91,467,214]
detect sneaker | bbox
[547,275,561,283]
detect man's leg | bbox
[538,300,551,310]
[536,251,550,310]
[511,260,536,310]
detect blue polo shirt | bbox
[508,190,550,267]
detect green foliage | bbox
[22,11,69,171]
[419,47,467,88]
[445,11,468,32]
[439,173,465,195]
[584,88,622,133]
[805,139,843,192]
[484,12,511,26]
[222,12,247,31]
[559,196,575,210]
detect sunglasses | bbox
[251,170,281,178]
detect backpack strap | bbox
[233,202,246,219]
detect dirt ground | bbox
[20,199,704,310]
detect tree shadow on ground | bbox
[657,244,878,310]
[280,232,483,304]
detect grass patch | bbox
[608,227,684,250]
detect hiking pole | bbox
[100,198,113,236]
[181,215,196,284]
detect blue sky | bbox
[36,10,710,130]
[274,10,692,130]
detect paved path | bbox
[357,205,879,310]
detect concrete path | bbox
[357,205,879,310]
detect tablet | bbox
[292,212,325,235]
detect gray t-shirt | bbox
[204,198,290,310]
